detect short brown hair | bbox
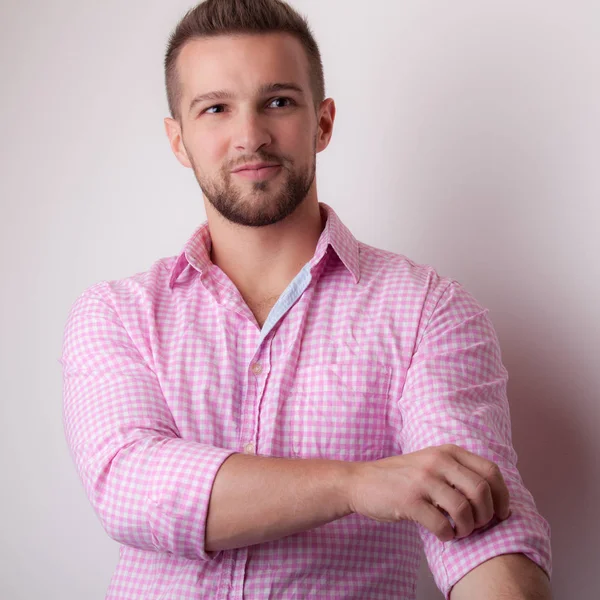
[164,0,326,122]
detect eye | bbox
[204,105,225,115]
[201,97,296,116]
[268,97,296,108]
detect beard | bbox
[187,144,317,228]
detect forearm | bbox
[449,553,552,600]
[205,453,353,551]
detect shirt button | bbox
[244,442,255,454]
[251,363,262,375]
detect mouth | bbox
[232,165,282,181]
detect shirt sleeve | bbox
[59,286,236,561]
[397,278,552,599]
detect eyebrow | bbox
[188,82,305,115]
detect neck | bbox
[206,196,325,303]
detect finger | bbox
[448,446,511,520]
[444,462,494,529]
[431,485,475,539]
[417,500,456,543]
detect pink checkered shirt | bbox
[60,202,551,599]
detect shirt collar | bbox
[168,202,360,289]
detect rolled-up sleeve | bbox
[60,286,236,561]
[397,279,552,599]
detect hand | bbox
[346,444,511,542]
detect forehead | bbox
[177,33,311,102]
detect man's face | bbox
[169,33,330,228]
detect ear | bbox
[164,117,192,168]
[316,98,336,154]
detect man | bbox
[60,0,552,598]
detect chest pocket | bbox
[285,361,392,461]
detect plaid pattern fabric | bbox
[60,202,551,599]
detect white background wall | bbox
[1,1,597,598]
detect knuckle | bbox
[426,447,447,467]
[439,443,457,454]
[486,462,502,480]
[455,499,472,517]
[474,477,490,500]
[414,468,433,488]
[417,452,436,473]
[445,443,462,454]
[422,447,436,462]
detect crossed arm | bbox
[62,283,552,598]
[207,452,553,599]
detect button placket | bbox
[251,362,262,375]
[241,359,262,454]
[241,341,272,457]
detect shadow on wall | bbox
[498,318,592,600]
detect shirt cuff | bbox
[146,441,237,561]
[421,496,552,599]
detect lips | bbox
[232,163,280,173]
[233,165,282,180]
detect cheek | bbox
[185,125,224,159]
[293,125,317,155]
[187,144,226,177]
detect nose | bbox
[233,108,273,154]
